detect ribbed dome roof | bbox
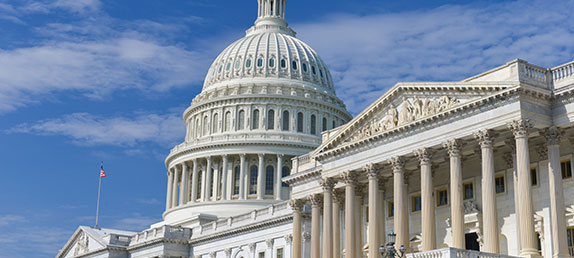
[202,6,335,95]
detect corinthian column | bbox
[377,179,386,249]
[290,199,305,258]
[166,170,173,210]
[544,127,570,258]
[191,159,199,203]
[221,155,228,200]
[389,157,409,252]
[172,166,180,207]
[508,119,540,258]
[180,162,190,205]
[239,154,246,200]
[415,148,436,251]
[257,153,265,200]
[276,154,284,200]
[309,194,322,258]
[333,190,343,258]
[320,178,335,258]
[365,164,380,258]
[474,130,499,253]
[443,139,464,249]
[341,171,357,258]
[204,156,212,202]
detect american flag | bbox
[100,165,107,178]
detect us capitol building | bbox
[57,1,574,258]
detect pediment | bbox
[58,226,107,258]
[316,82,515,156]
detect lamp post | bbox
[379,231,406,258]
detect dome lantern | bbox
[247,0,295,36]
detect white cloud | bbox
[21,0,101,14]
[8,112,185,147]
[294,0,574,114]
[0,215,26,227]
[112,214,159,231]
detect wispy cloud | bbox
[295,0,574,114]
[111,214,159,231]
[8,111,185,147]
[0,215,26,227]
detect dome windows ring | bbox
[292,60,298,70]
[280,59,286,69]
[226,62,231,71]
[257,58,264,68]
[235,59,241,69]
[302,63,308,73]
[246,59,252,68]
[311,65,316,75]
[269,58,275,68]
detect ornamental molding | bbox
[282,167,321,186]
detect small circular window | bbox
[246,59,252,68]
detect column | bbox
[309,194,322,258]
[213,162,220,201]
[276,154,284,200]
[415,148,436,251]
[180,162,190,205]
[545,127,569,258]
[166,170,173,210]
[320,178,335,258]
[191,159,199,203]
[505,140,521,253]
[257,153,265,200]
[444,139,464,249]
[389,157,409,252]
[508,119,540,258]
[342,171,357,258]
[239,154,247,200]
[365,164,380,258]
[221,155,229,201]
[474,130,500,253]
[290,199,305,258]
[355,186,364,258]
[205,156,212,201]
[333,190,343,258]
[377,179,386,250]
[172,166,180,208]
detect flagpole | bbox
[95,161,103,229]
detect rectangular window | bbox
[259,251,265,258]
[495,175,505,193]
[562,159,572,179]
[412,194,421,212]
[531,167,538,186]
[437,189,448,206]
[388,201,394,218]
[536,233,542,255]
[463,182,474,200]
[277,248,284,258]
[567,227,574,257]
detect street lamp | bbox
[379,231,406,258]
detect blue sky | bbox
[0,0,572,257]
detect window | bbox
[280,59,286,68]
[224,111,231,132]
[282,110,290,131]
[268,109,275,130]
[322,117,327,132]
[292,60,298,70]
[562,159,572,179]
[250,165,258,195]
[302,63,308,73]
[246,59,252,68]
[567,227,574,256]
[437,189,448,206]
[495,175,505,193]
[194,119,200,138]
[266,166,274,195]
[536,233,542,255]
[212,113,218,133]
[238,110,245,130]
[297,112,304,132]
[412,194,421,212]
[388,201,394,217]
[320,69,324,78]
[235,59,241,69]
[218,65,223,73]
[282,166,290,187]
[257,58,263,68]
[277,248,284,258]
[463,182,474,200]
[208,168,214,198]
[269,58,275,68]
[203,116,209,136]
[312,65,316,75]
[226,62,231,71]
[310,115,316,135]
[259,251,265,258]
[233,166,240,196]
[252,109,260,129]
[332,120,336,129]
[197,171,203,200]
[531,167,538,186]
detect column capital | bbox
[266,238,274,248]
[355,184,366,200]
[378,176,389,190]
[414,148,432,165]
[507,119,533,139]
[443,139,462,157]
[308,194,323,207]
[340,170,358,185]
[221,154,228,159]
[363,163,379,179]
[388,156,405,173]
[240,153,246,159]
[289,199,305,211]
[284,234,293,244]
[544,126,561,146]
[503,152,514,169]
[332,189,345,204]
[258,153,265,159]
[192,158,198,166]
[474,129,494,148]
[505,139,517,153]
[536,144,548,160]
[319,177,336,192]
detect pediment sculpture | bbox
[73,232,89,256]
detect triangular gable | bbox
[315,82,515,156]
[57,226,107,258]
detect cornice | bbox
[127,237,190,251]
[283,166,322,186]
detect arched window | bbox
[233,166,240,196]
[269,58,275,68]
[280,59,286,68]
[302,63,308,73]
[212,113,218,133]
[203,116,209,136]
[197,170,203,200]
[265,166,274,195]
[208,168,214,198]
[281,166,290,187]
[257,58,263,68]
[312,66,316,75]
[322,117,327,132]
[249,165,258,195]
[246,59,252,68]
[235,59,241,69]
[224,111,231,132]
[282,110,290,131]
[238,110,245,130]
[310,114,316,135]
[252,109,260,129]
[292,60,298,70]
[297,112,304,132]
[267,109,275,130]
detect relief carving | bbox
[73,232,89,256]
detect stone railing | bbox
[129,225,191,246]
[517,60,574,90]
[551,61,574,89]
[406,248,519,258]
